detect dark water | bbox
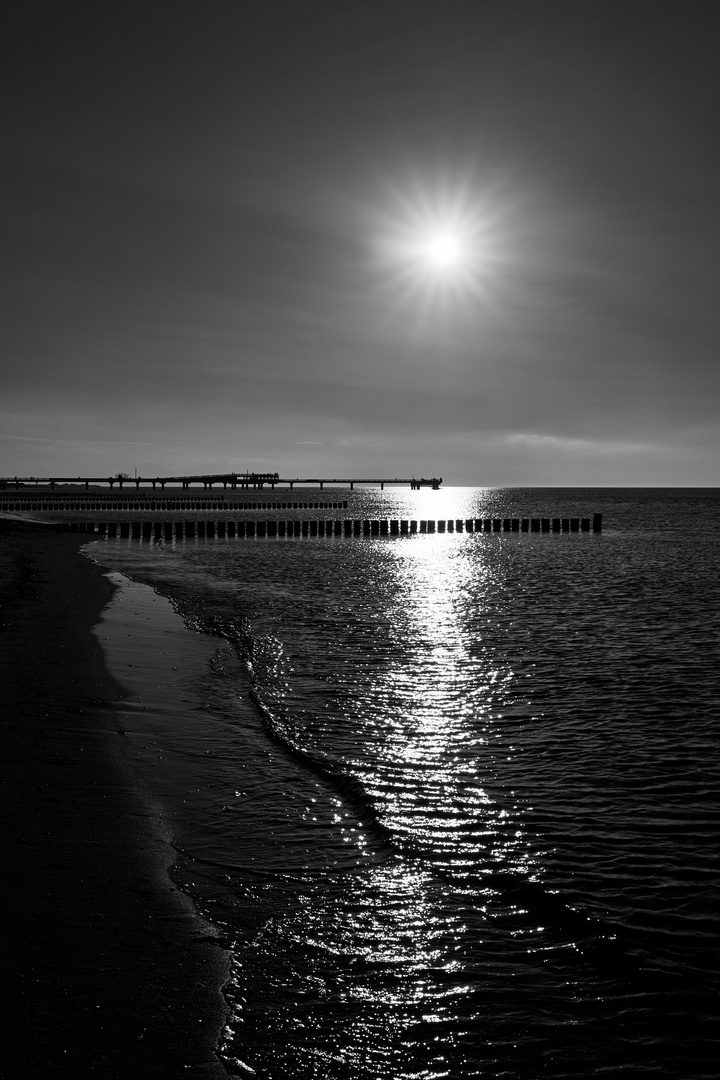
[87,488,719,1078]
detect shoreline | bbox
[0,518,230,1078]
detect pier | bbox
[0,472,442,491]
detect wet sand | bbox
[0,519,230,1078]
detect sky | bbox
[2,0,719,486]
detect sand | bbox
[0,519,230,1078]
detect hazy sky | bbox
[2,1,718,485]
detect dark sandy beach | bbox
[0,519,230,1078]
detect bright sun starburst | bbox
[370,171,499,313]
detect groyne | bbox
[0,496,349,512]
[53,515,603,538]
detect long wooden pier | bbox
[0,472,442,491]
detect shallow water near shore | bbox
[86,488,720,1079]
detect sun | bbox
[370,172,497,308]
[423,232,463,270]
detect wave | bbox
[87,549,714,1003]
[200,612,664,990]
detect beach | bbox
[0,519,230,1078]
[2,489,718,1078]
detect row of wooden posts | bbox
[59,515,603,538]
[0,499,349,512]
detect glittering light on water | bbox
[340,533,535,886]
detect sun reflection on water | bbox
[347,533,534,881]
[224,525,544,1076]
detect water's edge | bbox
[85,552,243,1074]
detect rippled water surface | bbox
[88,489,719,1078]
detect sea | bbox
[83,487,719,1079]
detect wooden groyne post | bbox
[56,513,603,538]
